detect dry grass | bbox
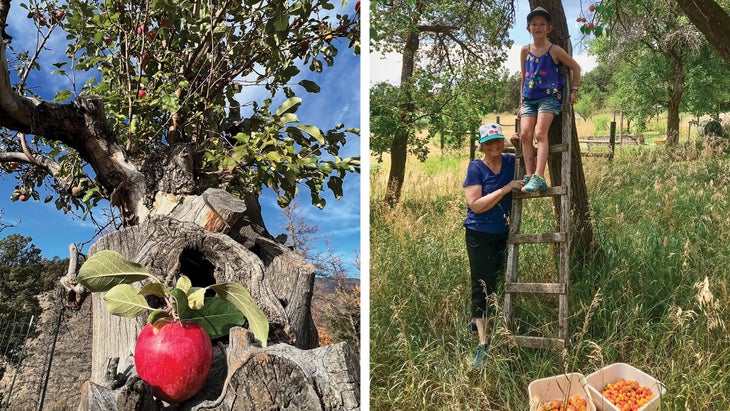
[370,116,730,409]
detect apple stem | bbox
[165,294,179,322]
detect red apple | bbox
[134,321,212,404]
[56,11,65,19]
[103,35,112,43]
[136,24,147,35]
[138,89,147,98]
[355,0,360,15]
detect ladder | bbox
[503,73,573,351]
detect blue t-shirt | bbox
[462,154,514,234]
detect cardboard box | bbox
[584,363,666,411]
[528,372,596,411]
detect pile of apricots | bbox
[601,379,654,411]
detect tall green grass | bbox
[370,141,730,410]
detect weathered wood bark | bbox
[70,188,358,409]
[77,328,359,410]
[533,0,596,261]
[676,0,730,66]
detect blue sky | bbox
[0,3,361,277]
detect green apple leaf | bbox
[139,282,167,298]
[298,79,320,93]
[275,96,301,116]
[78,250,151,292]
[209,282,269,347]
[295,124,325,144]
[187,287,206,310]
[147,309,171,326]
[103,284,152,318]
[184,297,245,339]
[176,275,192,293]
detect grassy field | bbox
[369,124,730,410]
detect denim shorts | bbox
[520,95,561,117]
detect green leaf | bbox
[276,97,302,116]
[296,124,325,144]
[77,250,151,292]
[147,309,172,326]
[209,282,269,347]
[298,79,321,93]
[54,90,73,102]
[176,275,192,293]
[187,287,206,310]
[184,297,245,339]
[273,14,288,32]
[139,282,167,298]
[103,284,152,318]
[81,186,99,203]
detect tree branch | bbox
[0,11,149,224]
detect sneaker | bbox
[471,343,489,367]
[513,175,531,192]
[522,174,547,192]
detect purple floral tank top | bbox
[522,44,564,102]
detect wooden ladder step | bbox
[516,143,569,158]
[513,185,567,198]
[513,336,565,351]
[505,282,566,294]
[510,232,566,244]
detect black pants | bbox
[465,228,508,318]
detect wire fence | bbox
[0,313,35,410]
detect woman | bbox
[462,123,524,367]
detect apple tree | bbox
[0,0,361,408]
[370,0,514,205]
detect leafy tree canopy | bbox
[1,0,360,225]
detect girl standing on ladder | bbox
[518,6,580,192]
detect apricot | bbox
[601,379,654,411]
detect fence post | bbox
[609,121,616,161]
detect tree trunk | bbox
[676,0,730,66]
[71,188,358,409]
[78,327,359,410]
[664,53,685,146]
[384,29,419,205]
[532,0,596,260]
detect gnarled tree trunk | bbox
[72,188,359,409]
